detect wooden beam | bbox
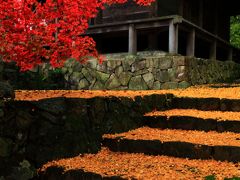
[209,41,217,60]
[169,21,178,54]
[186,28,195,56]
[128,24,137,54]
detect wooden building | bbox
[86,0,240,61]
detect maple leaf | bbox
[0,0,155,71]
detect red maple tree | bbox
[0,0,154,71]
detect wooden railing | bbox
[86,15,239,62]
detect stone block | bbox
[92,81,104,90]
[70,72,84,83]
[122,61,131,71]
[178,81,191,89]
[114,86,129,90]
[68,68,73,74]
[173,56,187,67]
[107,61,119,70]
[64,74,70,81]
[159,57,173,69]
[152,58,159,68]
[161,82,178,89]
[96,61,108,72]
[82,68,94,82]
[129,75,148,90]
[72,62,83,72]
[95,71,110,84]
[152,81,161,90]
[86,59,98,69]
[131,60,146,72]
[168,68,177,82]
[134,69,149,76]
[115,66,124,77]
[61,67,68,74]
[145,58,153,69]
[143,72,154,89]
[119,72,132,86]
[78,78,90,89]
[157,70,170,83]
[105,74,121,89]
[176,66,188,81]
[125,55,137,65]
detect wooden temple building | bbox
[86,0,240,61]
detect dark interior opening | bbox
[178,30,187,56]
[195,37,210,59]
[137,33,148,51]
[157,30,169,52]
[92,32,128,54]
[217,45,228,61]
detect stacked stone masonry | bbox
[0,93,171,178]
[1,52,240,90]
[63,52,240,90]
[0,61,4,120]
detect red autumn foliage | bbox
[0,0,155,71]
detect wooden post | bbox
[209,41,217,60]
[228,48,233,61]
[169,20,178,54]
[128,24,137,54]
[186,28,195,56]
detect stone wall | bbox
[0,60,65,90]
[0,61,14,128]
[0,93,172,179]
[1,51,240,90]
[63,52,240,90]
[187,58,240,85]
[0,61,3,120]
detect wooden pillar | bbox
[169,20,178,54]
[209,40,217,60]
[186,28,195,56]
[228,48,233,61]
[128,24,137,54]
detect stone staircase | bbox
[39,95,240,179]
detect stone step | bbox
[103,127,240,162]
[38,147,240,179]
[172,97,240,112]
[144,109,240,133]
